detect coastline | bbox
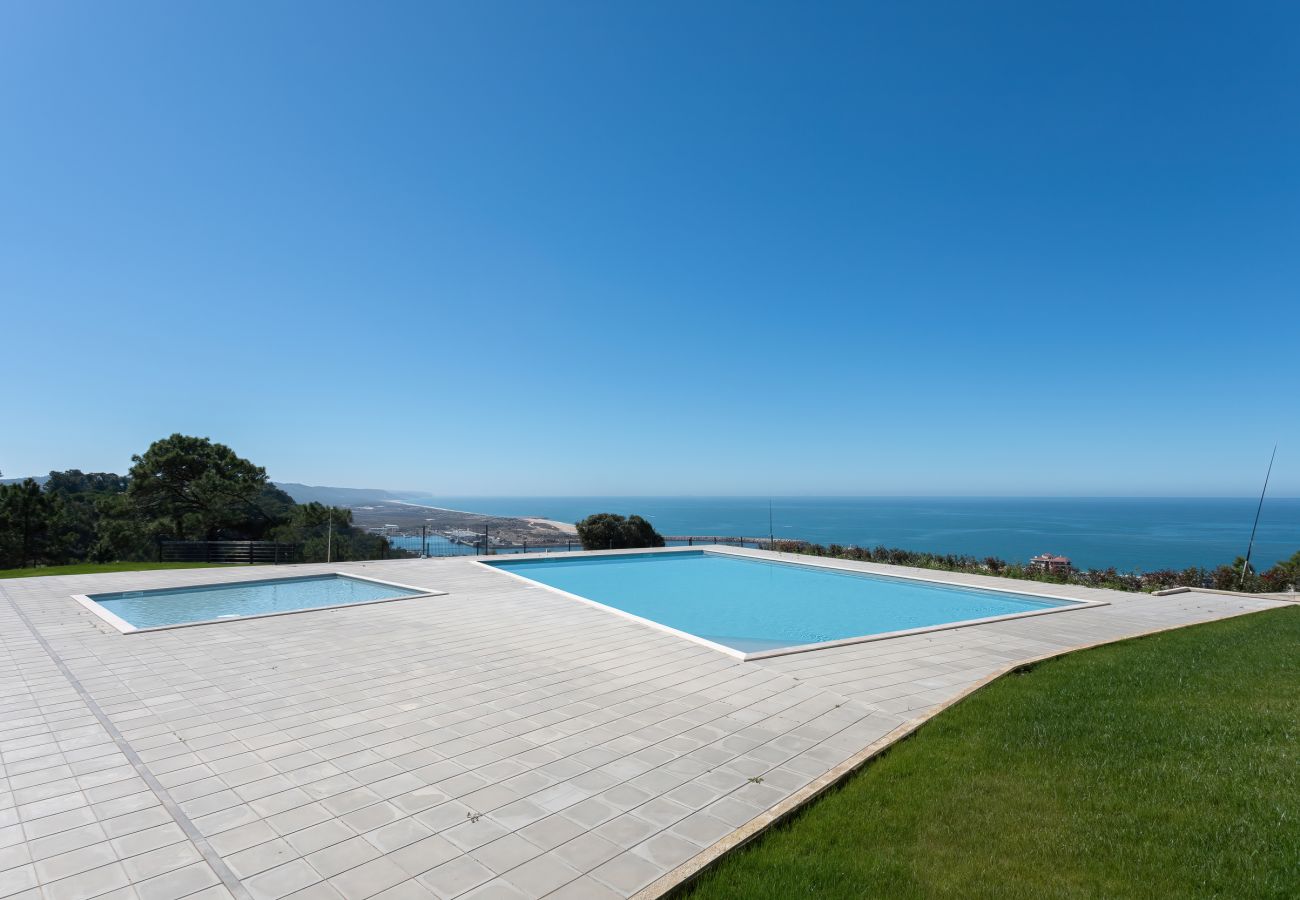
[391,496,1300,571]
[521,516,578,535]
[392,500,577,535]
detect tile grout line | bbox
[0,581,254,900]
[5,561,1287,900]
[631,597,1291,899]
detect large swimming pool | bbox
[81,573,433,631]
[488,550,1090,656]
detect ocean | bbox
[401,496,1299,572]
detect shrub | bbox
[576,513,665,551]
[768,540,1296,595]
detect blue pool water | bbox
[490,551,1080,653]
[89,574,423,629]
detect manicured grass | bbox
[0,561,232,579]
[683,606,1300,899]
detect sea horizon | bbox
[398,495,1299,573]
[405,493,1298,500]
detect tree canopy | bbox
[126,434,277,540]
[0,479,54,568]
[0,435,398,569]
[575,513,665,551]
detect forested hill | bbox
[2,478,421,507]
[273,483,426,507]
[0,436,403,569]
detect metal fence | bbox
[380,530,777,557]
[383,532,578,557]
[664,536,771,548]
[159,541,300,564]
[158,534,794,563]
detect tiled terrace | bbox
[1,550,1289,900]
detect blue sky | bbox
[2,1,1297,496]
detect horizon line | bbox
[7,476,1297,501]
[387,493,1300,501]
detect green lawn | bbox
[683,606,1300,900]
[0,561,232,579]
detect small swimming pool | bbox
[78,573,438,632]
[488,550,1095,657]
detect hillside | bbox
[272,482,430,506]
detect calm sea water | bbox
[406,496,1299,572]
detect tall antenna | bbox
[1239,444,1277,590]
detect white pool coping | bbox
[72,571,448,634]
[478,546,1108,661]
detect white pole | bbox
[327,509,334,564]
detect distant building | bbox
[1029,553,1072,574]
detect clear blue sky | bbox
[2,1,1297,496]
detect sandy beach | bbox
[393,501,577,535]
[522,515,578,535]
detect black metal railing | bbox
[666,536,772,548]
[157,533,808,563]
[377,530,793,557]
[382,531,579,557]
[159,541,300,564]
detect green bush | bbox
[575,513,665,551]
[770,540,1299,594]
